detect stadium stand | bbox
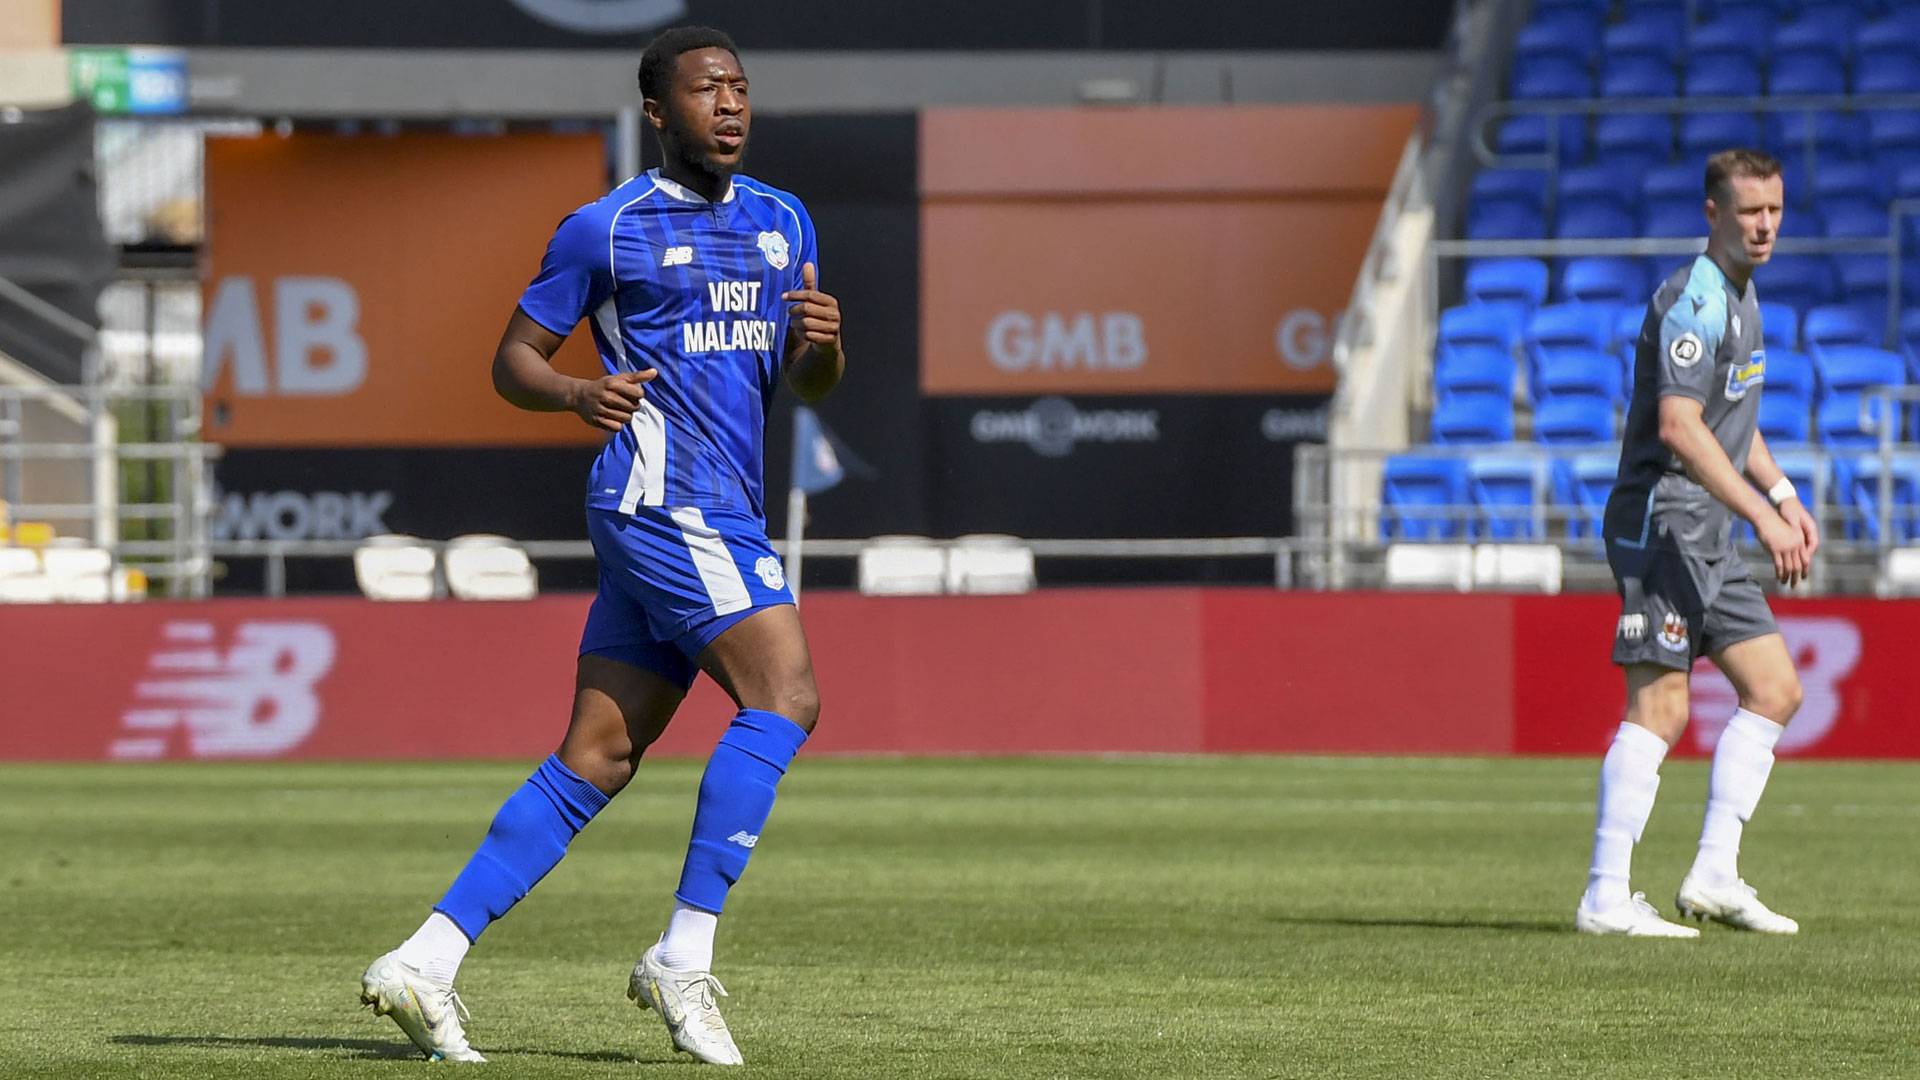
[443,535,539,602]
[352,535,439,601]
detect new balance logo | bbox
[111,620,337,760]
[726,830,759,848]
[663,246,694,267]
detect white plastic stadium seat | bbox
[444,534,538,601]
[945,534,1036,595]
[352,534,438,601]
[41,544,113,603]
[1472,544,1563,595]
[857,535,947,596]
[1877,547,1920,598]
[0,546,53,603]
[1383,543,1474,592]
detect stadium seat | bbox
[1556,204,1636,239]
[1435,347,1518,402]
[1688,55,1765,96]
[1534,396,1618,444]
[1760,301,1800,350]
[1511,57,1595,100]
[1472,543,1564,594]
[1856,53,1920,92]
[1810,161,1890,207]
[1767,111,1866,167]
[1464,258,1551,310]
[1468,202,1548,241]
[945,534,1037,594]
[1496,115,1589,165]
[1471,168,1551,214]
[1901,307,1920,353]
[40,545,112,604]
[1866,111,1920,173]
[1823,204,1891,241]
[1614,304,1647,352]
[1834,255,1895,305]
[0,546,52,604]
[1431,396,1516,444]
[1755,255,1839,313]
[1467,455,1545,540]
[1765,348,1819,401]
[1605,19,1687,66]
[1844,454,1920,541]
[1815,344,1906,394]
[1769,52,1848,94]
[1602,57,1681,98]
[352,534,438,601]
[1537,349,1626,403]
[1772,16,1852,68]
[856,536,948,595]
[1817,392,1898,445]
[1440,303,1524,354]
[1855,18,1920,68]
[1561,257,1648,305]
[1615,4,1687,38]
[1526,303,1616,391]
[1878,546,1920,597]
[1560,164,1643,219]
[1381,456,1469,541]
[1806,304,1889,349]
[1690,16,1775,67]
[1641,163,1701,205]
[1383,542,1473,589]
[443,534,538,601]
[1558,450,1620,541]
[1516,15,1605,68]
[1643,201,1707,238]
[1758,392,1814,442]
[1594,114,1677,172]
[1681,113,1763,159]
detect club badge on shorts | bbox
[1658,612,1690,652]
[757,231,790,270]
[755,555,786,590]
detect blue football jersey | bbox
[518,168,819,520]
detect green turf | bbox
[1,756,1915,1078]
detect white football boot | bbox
[360,951,487,1062]
[627,942,743,1065]
[1575,892,1701,937]
[1675,875,1800,934]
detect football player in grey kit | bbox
[1576,148,1820,937]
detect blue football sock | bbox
[675,709,810,914]
[434,755,610,941]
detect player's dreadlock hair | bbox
[1704,148,1782,205]
[637,26,741,103]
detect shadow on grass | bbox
[109,1034,661,1064]
[1267,914,1569,934]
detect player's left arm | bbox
[1745,429,1820,556]
[783,261,843,403]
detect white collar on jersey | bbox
[648,168,737,204]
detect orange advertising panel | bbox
[203,133,607,447]
[920,105,1417,396]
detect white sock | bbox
[1691,708,1785,887]
[394,911,471,987]
[657,903,719,972]
[1583,721,1670,912]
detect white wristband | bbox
[1768,477,1798,507]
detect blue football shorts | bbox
[578,505,795,690]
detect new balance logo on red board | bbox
[111,620,337,760]
[1688,617,1863,754]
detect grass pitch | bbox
[1,755,1915,1079]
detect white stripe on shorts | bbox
[671,507,753,617]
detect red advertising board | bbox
[1,591,1915,762]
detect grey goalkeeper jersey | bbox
[1604,255,1766,554]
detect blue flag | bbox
[790,406,845,495]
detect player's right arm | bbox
[492,208,658,433]
[1653,291,1807,583]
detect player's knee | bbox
[774,679,820,734]
[1744,676,1803,724]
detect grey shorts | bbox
[1606,535,1779,670]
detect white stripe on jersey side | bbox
[670,507,754,617]
[594,298,667,511]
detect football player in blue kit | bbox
[360,26,844,1065]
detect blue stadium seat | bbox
[1760,301,1800,350]
[1614,304,1648,351]
[1602,57,1681,98]
[1769,52,1848,94]
[1755,255,1840,313]
[1758,393,1814,442]
[1468,203,1548,241]
[1617,3,1688,37]
[1434,347,1517,402]
[1561,257,1648,305]
[1897,164,1920,201]
[1595,114,1676,171]
[1815,344,1906,393]
[1464,258,1551,311]
[1467,456,1545,540]
[1690,16,1775,66]
[1818,393,1898,446]
[1559,450,1620,541]
[1605,19,1687,66]
[1534,396,1618,444]
[1431,396,1516,444]
[1773,12,1857,67]
[1471,168,1551,214]
[1775,202,1826,241]
[1643,201,1707,238]
[1556,204,1637,239]
[1866,111,1920,173]
[1381,455,1469,541]
[1440,303,1525,354]
[1765,348,1818,401]
[1843,454,1920,541]
[1856,18,1920,67]
[1822,203,1891,240]
[1496,115,1589,165]
[1901,307,1920,352]
[1689,55,1765,96]
[1538,349,1626,403]
[1857,53,1920,92]
[1681,113,1763,159]
[1512,57,1596,100]
[1527,303,1617,401]
[1641,162,1701,204]
[1560,164,1644,218]
[1834,255,1894,304]
[1767,112,1866,167]
[1806,304,1889,349]
[1516,15,1605,68]
[1811,160,1890,206]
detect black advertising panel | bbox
[64,0,1453,51]
[926,395,1331,539]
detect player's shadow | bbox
[109,1034,661,1063]
[1266,914,1568,934]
